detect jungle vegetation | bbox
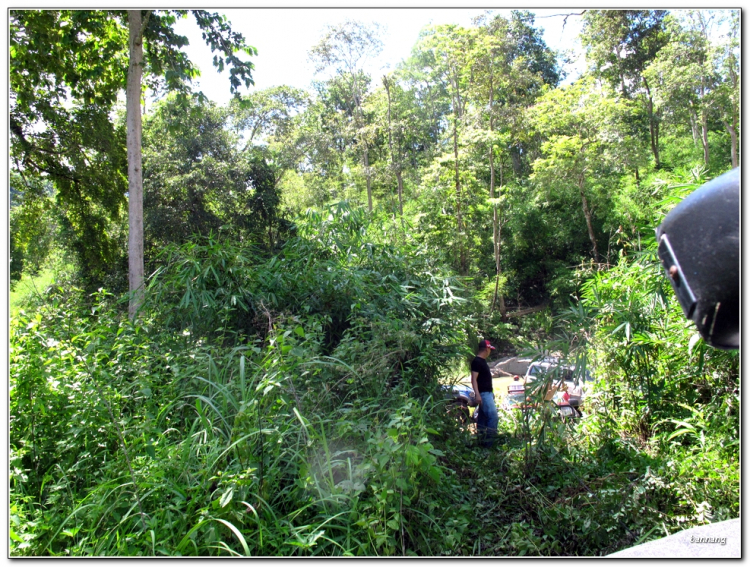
[10,9,739,556]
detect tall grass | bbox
[10,205,472,556]
[11,200,738,556]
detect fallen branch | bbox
[504,302,549,319]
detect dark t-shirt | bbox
[471,356,493,393]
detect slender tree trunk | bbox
[127,10,146,320]
[396,172,404,217]
[727,64,739,169]
[383,76,404,224]
[364,147,372,212]
[689,108,700,148]
[700,79,710,166]
[510,149,521,176]
[352,76,372,213]
[579,175,599,263]
[496,201,506,317]
[648,98,660,167]
[701,109,710,166]
[492,165,507,317]
[450,69,466,274]
[489,69,497,306]
[454,110,465,274]
[453,64,464,121]
[642,78,660,168]
[487,65,505,317]
[445,58,465,274]
[722,118,738,168]
[490,135,498,310]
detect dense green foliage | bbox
[11,209,472,555]
[10,9,257,291]
[10,8,739,557]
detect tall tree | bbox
[10,173,56,286]
[126,11,146,316]
[530,77,641,264]
[231,86,309,147]
[465,20,510,313]
[124,10,256,318]
[504,10,563,177]
[10,10,257,316]
[711,11,740,168]
[581,10,669,168]
[381,74,407,224]
[467,11,559,312]
[229,85,311,186]
[643,11,726,168]
[309,20,383,212]
[412,24,474,275]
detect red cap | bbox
[480,339,496,350]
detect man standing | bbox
[471,339,497,448]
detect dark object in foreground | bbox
[614,169,741,559]
[655,167,739,349]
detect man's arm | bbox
[471,371,482,405]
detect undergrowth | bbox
[10,202,739,556]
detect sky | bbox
[171,8,586,106]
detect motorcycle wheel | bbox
[448,401,470,425]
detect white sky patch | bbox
[171,8,587,106]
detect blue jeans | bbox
[476,391,498,447]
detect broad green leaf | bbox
[220,487,234,508]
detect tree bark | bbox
[127,10,146,320]
[642,78,660,168]
[700,78,710,166]
[449,64,466,274]
[726,60,739,169]
[351,71,372,212]
[723,118,738,168]
[492,165,507,318]
[701,109,710,166]
[504,302,549,319]
[383,76,404,223]
[579,176,599,263]
[689,107,700,148]
[490,133,499,311]
[396,172,404,218]
[648,98,660,167]
[487,63,505,317]
[454,110,465,275]
[364,147,372,212]
[510,148,522,176]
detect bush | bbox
[10,203,474,556]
